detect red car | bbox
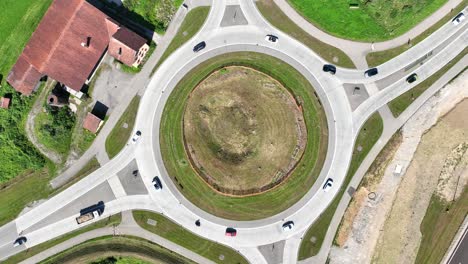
[225,227,237,237]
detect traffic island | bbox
[159,52,328,220]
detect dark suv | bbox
[193,41,206,52]
[364,68,378,78]
[153,176,163,190]
[322,64,336,75]
[406,73,418,83]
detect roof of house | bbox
[83,112,102,133]
[8,0,120,94]
[0,97,11,109]
[112,27,148,51]
[7,56,43,95]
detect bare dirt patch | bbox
[183,66,306,195]
[329,71,468,264]
[373,98,468,264]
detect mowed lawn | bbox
[288,0,448,41]
[105,96,141,159]
[160,52,328,220]
[133,211,248,264]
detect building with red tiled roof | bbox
[0,97,11,109]
[108,27,149,67]
[7,0,148,96]
[83,112,103,133]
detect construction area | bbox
[329,71,468,264]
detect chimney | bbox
[81,36,91,47]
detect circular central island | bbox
[183,66,307,195]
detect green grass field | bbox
[160,52,328,220]
[105,96,141,159]
[299,112,383,259]
[256,0,355,68]
[152,7,210,74]
[133,211,248,264]
[122,0,184,34]
[91,256,151,264]
[415,187,468,264]
[388,48,467,117]
[40,236,192,264]
[4,214,121,264]
[366,2,467,66]
[288,0,448,41]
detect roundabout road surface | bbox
[0,0,466,263]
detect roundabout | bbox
[159,52,328,220]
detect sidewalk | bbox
[19,211,214,264]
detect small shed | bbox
[0,97,10,109]
[83,112,103,133]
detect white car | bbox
[323,178,333,192]
[131,130,141,144]
[265,34,278,43]
[282,221,294,231]
[452,12,465,25]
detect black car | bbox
[13,237,27,247]
[265,34,278,43]
[153,176,163,190]
[406,73,418,83]
[322,64,336,75]
[364,68,378,78]
[193,41,206,52]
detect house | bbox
[7,0,148,97]
[0,97,10,109]
[83,112,103,133]
[108,27,149,67]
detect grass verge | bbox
[388,47,467,117]
[288,0,448,41]
[4,214,121,264]
[151,7,210,75]
[415,187,468,264]
[298,112,383,259]
[133,210,247,264]
[256,0,355,68]
[105,96,141,159]
[366,2,467,67]
[53,157,100,195]
[160,52,328,220]
[39,235,193,264]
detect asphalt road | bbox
[448,226,468,264]
[0,0,466,263]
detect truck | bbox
[76,201,105,225]
[76,210,100,224]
